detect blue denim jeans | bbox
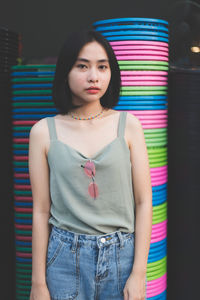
[46,225,147,300]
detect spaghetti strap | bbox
[118,111,127,137]
[46,117,58,140]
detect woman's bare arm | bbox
[28,118,51,286]
[127,113,152,276]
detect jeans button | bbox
[100,237,106,243]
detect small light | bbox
[191,46,200,53]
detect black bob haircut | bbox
[52,29,121,114]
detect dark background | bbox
[2,0,175,61]
[1,0,200,299]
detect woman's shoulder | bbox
[126,111,142,129]
[29,116,51,140]
[125,112,144,146]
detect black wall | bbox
[1,0,173,61]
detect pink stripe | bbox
[13,138,29,143]
[150,166,168,172]
[147,273,167,288]
[120,71,168,76]
[112,45,169,51]
[13,155,28,160]
[14,184,31,190]
[151,174,168,181]
[109,41,169,47]
[151,171,167,177]
[152,223,167,233]
[116,55,169,61]
[15,235,32,241]
[151,178,168,186]
[114,50,168,56]
[15,207,32,213]
[152,229,167,236]
[152,224,167,233]
[137,115,168,120]
[148,280,167,290]
[14,196,32,201]
[140,119,167,124]
[142,124,167,129]
[15,224,32,229]
[152,220,167,230]
[151,232,167,243]
[121,76,167,81]
[14,173,29,178]
[147,283,167,298]
[151,231,167,239]
[150,168,167,176]
[121,81,168,86]
[16,252,32,258]
[13,120,36,125]
[151,228,167,238]
[129,110,167,114]
[151,177,168,184]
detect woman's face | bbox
[67,41,111,105]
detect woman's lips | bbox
[86,88,100,94]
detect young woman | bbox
[29,29,152,300]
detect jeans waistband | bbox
[51,225,135,249]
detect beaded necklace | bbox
[70,108,105,120]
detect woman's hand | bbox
[123,272,146,300]
[29,282,51,300]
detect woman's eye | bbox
[77,64,87,69]
[99,65,108,70]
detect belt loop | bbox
[116,231,124,248]
[71,233,78,253]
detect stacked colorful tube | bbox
[11,65,57,300]
[0,26,22,147]
[0,26,22,300]
[93,18,168,300]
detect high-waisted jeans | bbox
[45,225,147,300]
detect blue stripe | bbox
[12,108,57,113]
[11,71,55,76]
[106,36,169,42]
[95,25,168,32]
[93,18,169,26]
[12,96,52,100]
[101,30,168,38]
[12,83,53,89]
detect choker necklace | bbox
[70,108,105,120]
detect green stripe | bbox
[16,262,32,268]
[11,65,56,70]
[119,65,169,70]
[120,91,168,96]
[118,61,168,66]
[12,102,54,107]
[13,162,28,166]
[16,246,32,252]
[13,126,32,131]
[144,128,167,134]
[15,213,32,218]
[121,86,167,91]
[11,77,54,82]
[147,146,167,153]
[15,229,32,235]
[149,160,167,168]
[16,272,32,277]
[12,90,52,95]
[13,144,29,149]
[14,191,32,195]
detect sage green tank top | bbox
[46,111,135,234]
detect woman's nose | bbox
[87,68,98,82]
